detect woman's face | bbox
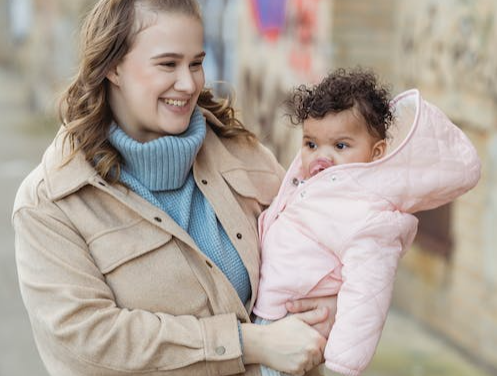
[107,11,205,142]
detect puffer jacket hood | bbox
[321,89,481,213]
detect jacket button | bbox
[201,179,208,185]
[215,346,226,355]
[292,178,299,186]
[236,233,242,239]
[154,217,162,223]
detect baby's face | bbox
[301,109,386,179]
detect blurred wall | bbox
[393,0,497,370]
[0,0,13,64]
[198,0,241,86]
[237,0,497,372]
[3,0,93,113]
[237,0,334,166]
[237,0,397,166]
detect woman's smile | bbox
[106,10,205,142]
[160,97,193,115]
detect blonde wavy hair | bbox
[60,0,255,183]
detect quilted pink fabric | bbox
[253,89,481,375]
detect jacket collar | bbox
[43,116,249,201]
[197,107,248,174]
[42,127,98,201]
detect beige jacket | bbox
[13,121,284,376]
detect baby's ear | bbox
[371,139,387,161]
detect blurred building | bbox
[1,0,496,374]
[237,0,398,164]
[393,1,497,371]
[237,0,497,373]
[1,0,92,112]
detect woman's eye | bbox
[336,143,347,150]
[190,61,204,70]
[159,61,176,68]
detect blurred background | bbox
[1,0,496,375]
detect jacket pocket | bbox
[88,219,210,315]
[88,218,172,274]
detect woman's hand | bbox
[286,295,338,339]
[242,308,328,375]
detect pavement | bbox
[360,309,493,376]
[0,66,493,376]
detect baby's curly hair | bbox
[286,67,393,140]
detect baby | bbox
[253,68,481,376]
[298,73,389,179]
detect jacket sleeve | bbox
[324,211,418,376]
[13,201,244,376]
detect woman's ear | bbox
[371,139,387,161]
[106,65,120,86]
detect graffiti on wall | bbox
[399,0,497,101]
[285,0,323,75]
[240,0,329,164]
[249,0,325,77]
[249,0,287,41]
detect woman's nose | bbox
[174,68,196,93]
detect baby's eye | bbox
[335,142,348,150]
[306,141,317,150]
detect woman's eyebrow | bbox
[151,51,206,60]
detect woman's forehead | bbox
[128,9,203,51]
[131,0,201,33]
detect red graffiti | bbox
[288,0,321,75]
[249,0,288,41]
[249,0,323,77]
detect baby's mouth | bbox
[309,158,333,177]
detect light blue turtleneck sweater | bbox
[108,108,251,305]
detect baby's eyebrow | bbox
[331,136,354,142]
[302,133,316,139]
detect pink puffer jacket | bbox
[253,90,481,376]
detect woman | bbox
[13,0,336,375]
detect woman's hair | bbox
[60,0,254,183]
[286,67,393,140]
